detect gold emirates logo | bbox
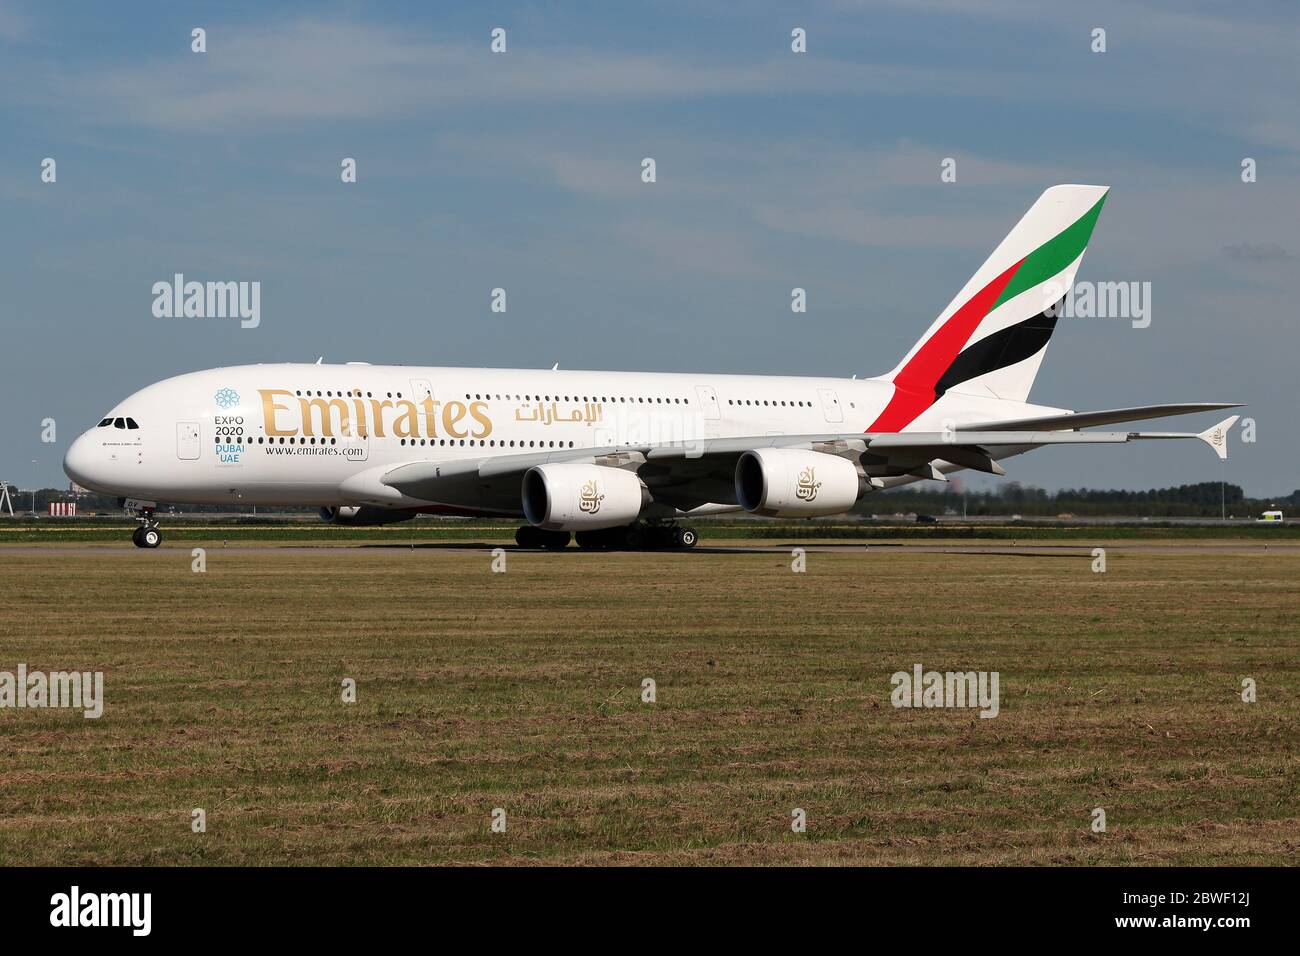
[578,480,604,514]
[795,466,822,502]
[259,390,493,440]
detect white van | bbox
[1258,510,1284,523]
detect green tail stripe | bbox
[993,192,1108,309]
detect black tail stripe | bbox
[934,301,1061,398]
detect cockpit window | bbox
[98,418,112,427]
[125,418,139,429]
[113,418,126,428]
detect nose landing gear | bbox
[125,499,162,548]
[131,525,162,548]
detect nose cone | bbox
[63,431,101,491]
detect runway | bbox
[2,538,1295,558]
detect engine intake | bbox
[735,448,864,517]
[522,463,648,531]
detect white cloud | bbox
[6,7,1294,161]
[27,18,937,133]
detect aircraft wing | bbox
[377,415,1240,512]
[959,402,1242,433]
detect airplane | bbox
[63,185,1241,550]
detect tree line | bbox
[867,482,1296,518]
[6,481,1294,519]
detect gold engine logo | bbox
[578,480,605,514]
[795,466,822,502]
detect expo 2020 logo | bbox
[214,388,240,410]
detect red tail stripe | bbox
[867,258,1024,432]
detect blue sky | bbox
[2,0,1297,495]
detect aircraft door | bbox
[342,427,369,462]
[817,387,844,424]
[177,422,200,460]
[694,384,722,442]
[695,385,721,420]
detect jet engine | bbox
[522,463,649,531]
[319,506,415,526]
[734,448,864,517]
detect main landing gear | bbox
[514,526,571,550]
[126,502,162,548]
[516,521,698,551]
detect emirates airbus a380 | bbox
[64,185,1240,550]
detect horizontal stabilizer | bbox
[1199,415,1238,460]
[1107,415,1241,462]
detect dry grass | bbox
[0,538,1296,865]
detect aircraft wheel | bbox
[141,527,162,549]
[515,526,541,548]
[622,526,644,550]
[541,530,571,550]
[675,526,698,549]
[131,526,145,548]
[575,531,606,550]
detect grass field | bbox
[1,536,1296,865]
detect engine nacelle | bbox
[735,448,864,517]
[522,463,649,531]
[319,506,415,526]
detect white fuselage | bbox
[63,363,1058,514]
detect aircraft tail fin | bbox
[871,185,1109,431]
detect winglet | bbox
[1198,415,1238,460]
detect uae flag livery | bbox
[870,186,1108,432]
